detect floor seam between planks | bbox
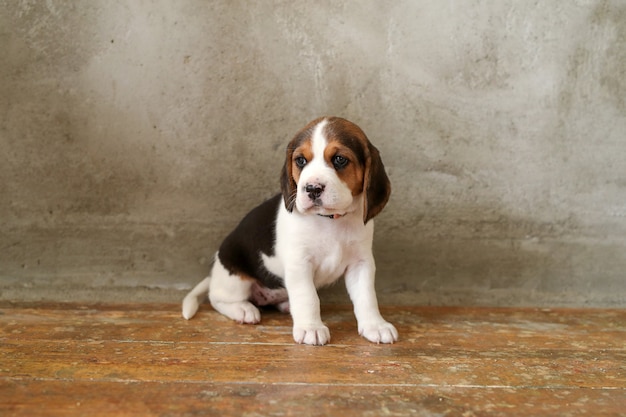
[4,376,625,391]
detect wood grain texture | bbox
[1,302,624,416]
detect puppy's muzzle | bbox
[305,183,325,202]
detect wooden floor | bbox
[1,301,624,416]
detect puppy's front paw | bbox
[293,324,330,345]
[359,321,398,344]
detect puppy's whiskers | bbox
[287,191,297,210]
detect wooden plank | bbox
[1,380,624,417]
[2,338,624,388]
[1,302,624,416]
[2,302,624,348]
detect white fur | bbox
[182,257,261,324]
[271,198,397,345]
[182,118,397,345]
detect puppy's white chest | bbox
[310,239,351,286]
[262,206,374,289]
[262,229,357,287]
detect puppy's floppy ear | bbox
[363,141,391,223]
[280,142,297,212]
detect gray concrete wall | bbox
[1,1,625,307]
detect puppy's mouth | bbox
[302,204,347,218]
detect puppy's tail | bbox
[182,276,211,320]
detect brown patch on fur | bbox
[281,118,325,211]
[238,273,256,282]
[290,139,313,188]
[323,141,365,196]
[323,117,391,223]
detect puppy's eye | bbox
[332,155,349,169]
[294,156,307,168]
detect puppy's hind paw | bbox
[359,321,399,344]
[293,324,330,346]
[213,301,261,324]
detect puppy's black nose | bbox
[305,183,325,200]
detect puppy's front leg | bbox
[345,259,398,344]
[284,266,330,345]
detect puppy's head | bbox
[280,117,391,223]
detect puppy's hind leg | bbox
[209,258,261,324]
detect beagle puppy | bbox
[182,116,397,345]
